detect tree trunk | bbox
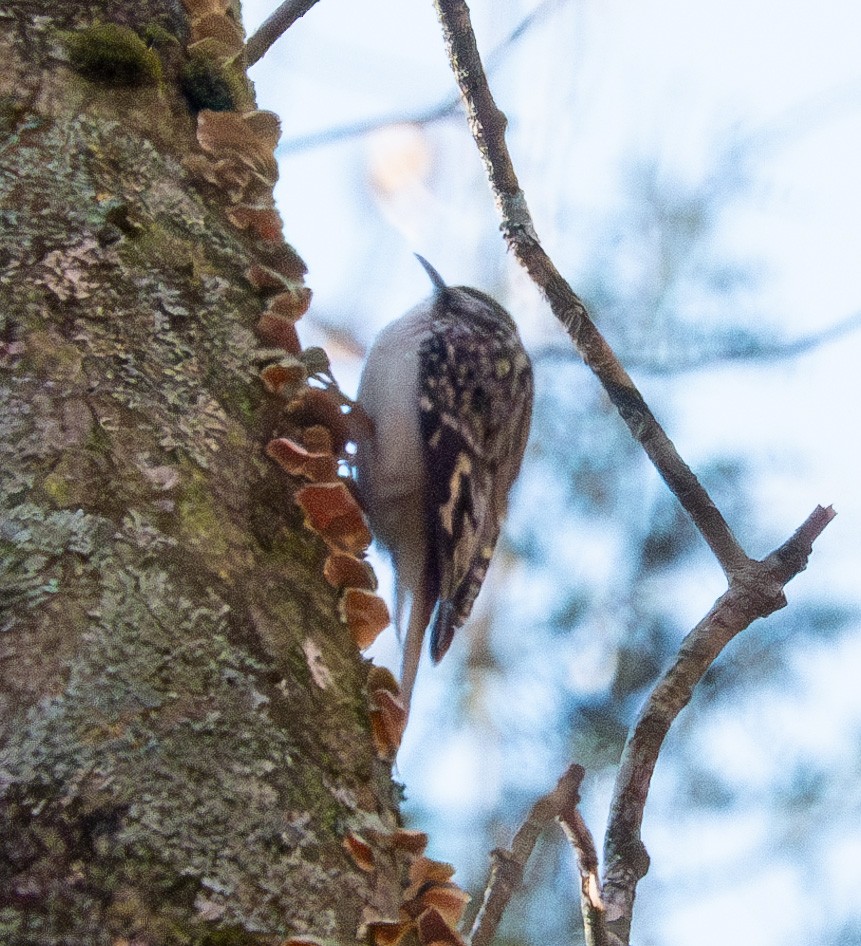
[0,3,403,943]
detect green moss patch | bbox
[65,23,162,87]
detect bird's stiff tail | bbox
[399,584,435,713]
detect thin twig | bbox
[558,801,610,946]
[601,504,835,942]
[277,0,567,153]
[246,0,321,67]
[279,98,461,154]
[533,309,861,376]
[432,0,749,578]
[469,764,585,946]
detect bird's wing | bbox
[420,320,534,661]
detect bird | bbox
[354,255,533,711]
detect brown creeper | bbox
[355,256,533,709]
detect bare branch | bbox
[428,13,838,940]
[469,764,585,946]
[246,0,321,67]
[431,0,750,578]
[558,802,611,946]
[602,504,836,942]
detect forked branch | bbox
[469,764,589,946]
[602,503,835,939]
[431,3,837,944]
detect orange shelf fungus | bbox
[295,482,372,554]
[343,832,376,873]
[228,206,285,243]
[340,588,390,649]
[368,687,407,760]
[323,552,377,591]
[415,907,467,946]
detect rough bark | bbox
[0,3,402,944]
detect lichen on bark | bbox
[0,4,403,944]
